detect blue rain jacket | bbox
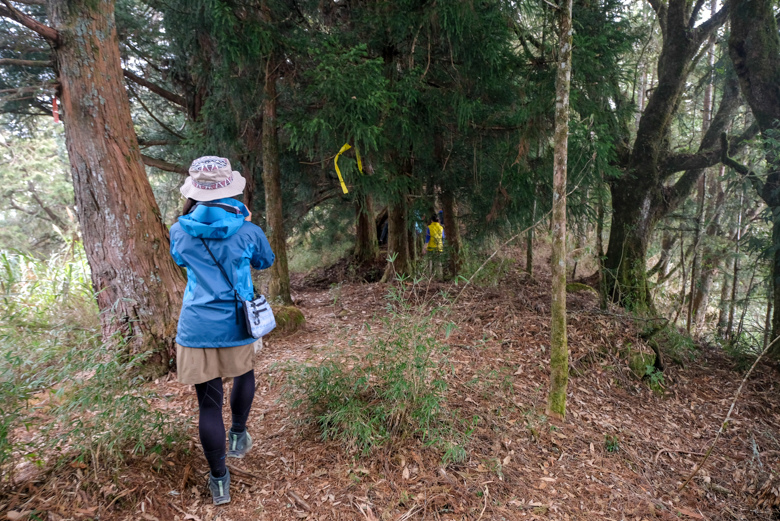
[169,198,275,348]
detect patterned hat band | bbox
[191,174,234,190]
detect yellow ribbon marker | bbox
[334,143,364,194]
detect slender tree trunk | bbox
[596,189,608,309]
[673,232,688,326]
[354,193,379,263]
[262,63,292,305]
[726,192,744,340]
[735,261,758,341]
[527,199,536,276]
[764,284,773,348]
[441,190,462,277]
[691,167,726,331]
[687,173,707,332]
[547,0,572,420]
[717,264,732,337]
[381,193,412,281]
[49,0,185,374]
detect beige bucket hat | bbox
[179,156,246,202]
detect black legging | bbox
[195,370,255,476]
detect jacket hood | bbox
[177,198,249,239]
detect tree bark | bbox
[691,167,726,331]
[547,0,572,421]
[48,0,185,374]
[354,192,379,264]
[262,63,292,305]
[381,192,412,282]
[729,0,780,356]
[604,0,733,310]
[441,190,462,277]
[527,199,536,276]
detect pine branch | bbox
[0,58,51,67]
[123,69,186,108]
[0,1,59,44]
[141,154,187,175]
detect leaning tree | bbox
[603,0,756,311]
[0,0,185,374]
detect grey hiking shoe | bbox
[227,429,252,459]
[208,469,230,506]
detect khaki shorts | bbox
[177,342,255,385]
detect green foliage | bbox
[0,122,75,255]
[0,242,186,480]
[284,284,468,462]
[644,364,666,394]
[650,324,698,366]
[604,434,620,453]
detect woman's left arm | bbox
[250,227,275,269]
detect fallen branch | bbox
[653,448,706,465]
[678,334,780,492]
[288,490,312,512]
[226,463,261,480]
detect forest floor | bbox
[4,251,780,521]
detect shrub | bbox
[0,243,186,482]
[284,282,467,460]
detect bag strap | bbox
[200,238,242,324]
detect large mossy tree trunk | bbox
[262,65,293,305]
[728,0,780,357]
[547,0,572,421]
[48,0,185,374]
[603,0,736,311]
[354,193,379,264]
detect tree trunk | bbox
[381,193,412,281]
[605,0,733,310]
[547,0,572,421]
[441,190,462,277]
[603,187,657,310]
[262,65,292,305]
[527,199,536,276]
[687,172,707,332]
[717,262,732,337]
[354,193,379,264]
[729,0,780,356]
[726,191,744,340]
[764,285,773,349]
[691,167,726,331]
[49,0,185,374]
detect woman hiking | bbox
[169,156,275,505]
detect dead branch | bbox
[678,333,780,492]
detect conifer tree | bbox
[0,0,186,373]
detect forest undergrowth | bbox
[0,246,779,520]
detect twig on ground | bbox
[678,334,780,492]
[653,448,706,465]
[288,490,312,511]
[476,485,489,520]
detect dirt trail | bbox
[146,263,780,521]
[5,258,779,520]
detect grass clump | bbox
[0,244,187,482]
[284,281,467,462]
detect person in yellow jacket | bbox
[424,214,445,278]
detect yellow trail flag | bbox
[334,143,364,194]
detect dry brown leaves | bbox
[2,255,779,520]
